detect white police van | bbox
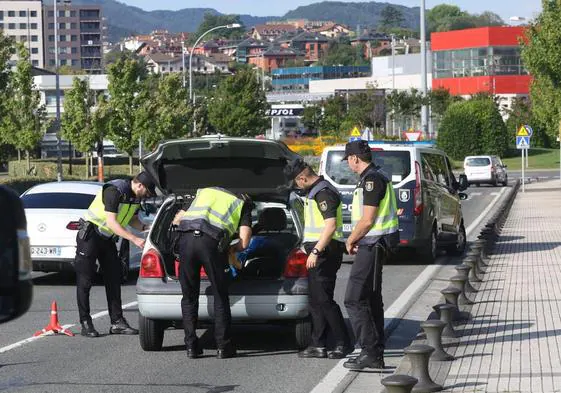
[318,141,468,262]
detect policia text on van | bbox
[75,172,156,337]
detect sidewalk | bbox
[344,179,561,393]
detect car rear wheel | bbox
[420,226,437,263]
[294,317,312,349]
[139,314,165,351]
[446,222,466,256]
[502,176,508,187]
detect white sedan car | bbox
[21,181,148,276]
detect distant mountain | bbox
[73,0,419,42]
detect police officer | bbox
[284,159,351,359]
[76,171,156,337]
[172,187,252,359]
[341,140,399,370]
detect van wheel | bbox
[420,227,437,263]
[139,314,165,351]
[294,317,312,349]
[446,222,466,256]
[502,177,508,187]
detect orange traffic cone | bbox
[34,301,74,337]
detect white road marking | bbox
[469,192,483,196]
[0,301,138,354]
[310,186,508,393]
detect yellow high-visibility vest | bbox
[303,180,344,243]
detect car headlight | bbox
[17,229,32,280]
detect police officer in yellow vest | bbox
[341,140,399,370]
[76,171,156,337]
[284,159,352,360]
[172,187,252,359]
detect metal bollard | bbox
[465,249,488,269]
[441,287,470,322]
[463,256,483,281]
[448,275,475,305]
[381,375,419,393]
[403,345,444,392]
[454,264,478,293]
[433,304,458,338]
[420,320,455,361]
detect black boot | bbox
[81,320,100,338]
[109,318,139,335]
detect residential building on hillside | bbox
[145,52,230,75]
[311,22,350,39]
[351,31,392,58]
[43,3,104,73]
[236,37,268,64]
[248,46,299,73]
[0,0,44,67]
[252,23,298,41]
[289,32,330,63]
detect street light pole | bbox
[54,0,63,181]
[391,33,396,137]
[182,40,186,88]
[420,0,429,139]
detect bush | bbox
[437,97,509,160]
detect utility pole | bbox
[420,0,429,139]
[54,0,63,181]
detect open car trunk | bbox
[151,198,302,280]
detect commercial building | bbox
[0,0,44,67]
[43,3,103,73]
[431,26,530,109]
[272,65,371,91]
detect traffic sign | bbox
[517,125,529,137]
[524,124,533,137]
[350,126,361,137]
[349,136,361,142]
[516,136,530,149]
[404,131,422,142]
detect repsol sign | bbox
[266,108,304,117]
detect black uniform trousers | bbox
[344,242,386,358]
[178,231,232,350]
[74,231,123,324]
[305,241,350,348]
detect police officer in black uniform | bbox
[76,171,156,337]
[285,159,352,359]
[172,187,253,359]
[341,140,399,370]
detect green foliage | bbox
[208,68,268,136]
[0,45,45,155]
[61,78,99,154]
[134,73,192,149]
[346,88,386,130]
[57,65,83,75]
[320,95,347,138]
[191,13,245,43]
[427,4,503,34]
[106,57,147,156]
[318,40,368,66]
[437,97,508,160]
[302,105,322,131]
[505,98,548,148]
[429,87,463,118]
[380,5,405,28]
[520,1,561,145]
[192,98,214,136]
[386,88,428,130]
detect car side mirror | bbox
[0,186,33,325]
[458,174,469,191]
[458,192,468,201]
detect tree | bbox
[0,45,45,171]
[473,11,504,27]
[302,105,323,132]
[318,39,368,66]
[208,68,269,136]
[386,88,427,131]
[106,57,147,174]
[57,65,83,75]
[0,34,16,148]
[61,77,98,177]
[91,93,112,178]
[429,87,463,118]
[191,13,245,43]
[520,1,561,146]
[192,98,214,136]
[427,4,474,33]
[505,97,547,147]
[134,73,192,149]
[320,95,347,138]
[345,87,386,131]
[380,5,404,28]
[437,96,508,160]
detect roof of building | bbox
[263,46,300,57]
[238,37,269,48]
[291,31,330,43]
[145,53,181,64]
[207,53,232,64]
[254,23,299,35]
[351,31,391,42]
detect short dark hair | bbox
[356,153,372,163]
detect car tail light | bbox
[140,249,164,278]
[200,266,208,279]
[283,249,308,278]
[491,166,496,173]
[66,221,80,230]
[414,161,423,216]
[400,239,409,245]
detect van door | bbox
[422,152,457,234]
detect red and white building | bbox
[431,26,531,110]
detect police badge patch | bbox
[319,201,328,212]
[365,181,374,192]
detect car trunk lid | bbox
[141,137,300,203]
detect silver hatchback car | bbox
[136,137,312,351]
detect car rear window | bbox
[465,157,491,167]
[325,150,411,185]
[21,192,95,209]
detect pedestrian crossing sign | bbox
[516,136,530,149]
[351,126,361,137]
[517,125,529,137]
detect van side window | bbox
[423,153,450,187]
[420,154,435,181]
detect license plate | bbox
[343,224,352,232]
[31,247,61,257]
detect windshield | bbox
[21,192,95,209]
[325,150,411,186]
[465,157,491,167]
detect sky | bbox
[120,0,542,21]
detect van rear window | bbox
[465,157,490,167]
[325,150,411,185]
